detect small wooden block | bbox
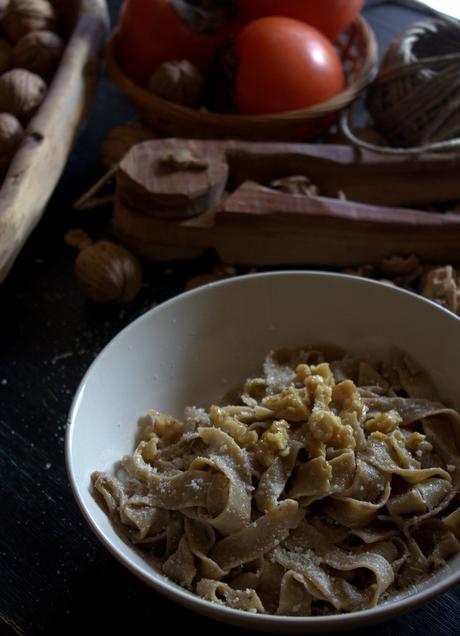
[117,138,228,219]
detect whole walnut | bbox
[0,36,12,73]
[148,60,204,108]
[2,0,57,43]
[13,30,63,79]
[0,68,47,121]
[64,230,144,305]
[78,242,143,305]
[0,111,24,174]
[0,0,9,21]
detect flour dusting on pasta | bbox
[92,347,460,616]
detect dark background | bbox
[1,1,459,634]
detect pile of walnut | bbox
[344,255,460,316]
[0,0,64,177]
[184,256,460,317]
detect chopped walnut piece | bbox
[380,254,420,276]
[309,410,340,443]
[262,386,309,421]
[306,409,355,457]
[343,264,375,278]
[160,148,208,170]
[304,376,332,407]
[332,380,364,417]
[365,410,402,434]
[420,266,460,313]
[379,254,423,288]
[270,175,348,200]
[270,175,319,196]
[302,363,357,458]
[295,363,312,383]
[310,363,336,386]
[255,419,290,468]
[210,405,258,449]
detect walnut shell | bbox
[100,121,155,169]
[0,68,47,121]
[148,60,204,107]
[0,36,12,73]
[74,241,143,305]
[0,111,23,173]
[13,29,63,79]
[420,265,460,313]
[380,254,421,277]
[2,0,57,43]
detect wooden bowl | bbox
[106,16,378,142]
[0,0,109,283]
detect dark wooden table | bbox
[1,2,459,634]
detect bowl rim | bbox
[66,270,460,629]
[106,15,378,125]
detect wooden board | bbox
[113,138,460,266]
[0,0,109,283]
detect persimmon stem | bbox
[171,0,237,33]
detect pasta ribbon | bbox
[92,347,460,617]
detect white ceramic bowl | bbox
[66,271,460,633]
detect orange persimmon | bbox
[234,17,345,115]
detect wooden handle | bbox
[224,141,460,207]
[118,137,460,208]
[113,180,460,266]
[0,0,109,283]
[216,182,460,265]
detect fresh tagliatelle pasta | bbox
[92,347,460,616]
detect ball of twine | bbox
[341,19,460,155]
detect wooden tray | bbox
[113,138,460,266]
[0,0,109,283]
